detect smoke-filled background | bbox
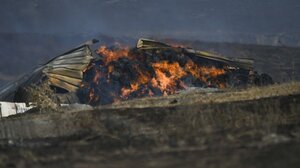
[0,0,300,85]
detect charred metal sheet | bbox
[137,38,171,49]
[43,68,83,79]
[137,38,254,70]
[43,45,94,92]
[0,41,98,102]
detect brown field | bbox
[0,81,299,168]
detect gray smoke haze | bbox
[0,0,300,82]
[0,0,300,44]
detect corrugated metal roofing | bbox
[43,45,94,92]
[0,44,96,102]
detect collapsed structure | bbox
[0,38,273,109]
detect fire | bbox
[93,69,102,84]
[121,83,139,98]
[89,88,99,104]
[82,43,229,105]
[151,61,186,93]
[97,46,129,65]
[185,60,226,85]
[152,61,187,80]
[120,61,188,97]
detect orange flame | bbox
[120,61,188,97]
[93,69,102,84]
[97,46,129,65]
[86,44,229,104]
[185,60,226,85]
[151,61,187,93]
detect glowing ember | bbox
[93,69,102,84]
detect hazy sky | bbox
[0,0,300,42]
[0,0,299,80]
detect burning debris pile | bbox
[0,38,273,108]
[78,39,273,105]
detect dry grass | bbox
[0,82,299,168]
[26,82,59,112]
[103,82,300,109]
[204,82,300,104]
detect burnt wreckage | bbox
[0,39,273,106]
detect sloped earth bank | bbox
[0,83,300,168]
